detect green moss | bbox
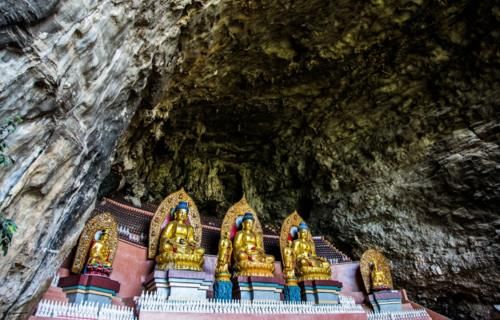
[260,39,296,60]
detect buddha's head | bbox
[174,201,189,222]
[100,230,110,241]
[242,212,255,230]
[298,222,310,240]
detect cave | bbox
[0,0,499,319]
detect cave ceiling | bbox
[117,0,498,214]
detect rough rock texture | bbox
[0,0,194,318]
[0,0,60,28]
[0,0,499,319]
[116,1,500,319]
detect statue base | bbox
[85,264,112,277]
[144,269,213,300]
[368,289,403,313]
[232,276,284,301]
[299,280,343,304]
[58,274,120,305]
[284,284,302,302]
[214,279,233,300]
[155,253,204,272]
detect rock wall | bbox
[0,0,194,318]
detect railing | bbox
[35,300,136,320]
[136,291,364,314]
[367,309,432,320]
[338,295,356,306]
[117,225,147,244]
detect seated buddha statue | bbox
[155,201,205,271]
[233,212,275,277]
[292,222,331,281]
[370,261,390,291]
[87,229,112,268]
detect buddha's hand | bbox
[254,247,265,254]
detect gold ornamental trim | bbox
[279,210,305,263]
[148,188,202,259]
[220,196,264,250]
[360,249,393,293]
[71,212,118,274]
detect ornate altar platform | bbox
[58,274,121,304]
[144,269,213,299]
[368,290,403,313]
[30,195,443,320]
[299,279,343,304]
[233,275,285,301]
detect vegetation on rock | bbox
[0,116,21,167]
[0,215,17,256]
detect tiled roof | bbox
[108,196,160,213]
[94,198,350,263]
[94,202,150,245]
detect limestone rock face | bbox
[0,0,59,28]
[0,0,192,318]
[0,0,499,319]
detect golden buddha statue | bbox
[72,212,118,276]
[360,249,394,294]
[87,229,112,268]
[155,201,205,271]
[292,222,331,281]
[215,231,232,280]
[282,239,296,282]
[233,212,275,277]
[371,261,390,291]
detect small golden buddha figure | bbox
[87,229,112,268]
[156,201,205,271]
[371,262,390,291]
[215,231,232,279]
[283,239,296,282]
[233,212,275,277]
[292,222,331,281]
